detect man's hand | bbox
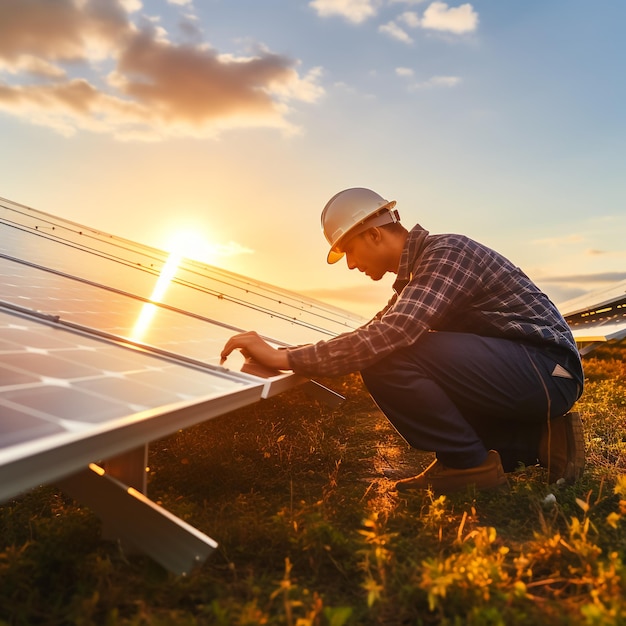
[220,331,291,371]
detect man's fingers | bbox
[222,338,235,355]
[220,331,289,372]
[219,337,238,363]
[220,331,258,364]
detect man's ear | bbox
[366,226,384,245]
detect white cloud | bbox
[399,11,420,28]
[269,66,326,103]
[425,75,461,87]
[119,0,142,11]
[401,74,461,90]
[379,8,422,44]
[379,3,477,43]
[212,241,254,258]
[309,0,381,24]
[379,20,413,43]
[421,1,478,34]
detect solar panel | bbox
[559,279,626,318]
[558,279,626,354]
[0,195,364,573]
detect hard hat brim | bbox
[327,248,344,264]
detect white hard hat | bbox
[321,187,399,264]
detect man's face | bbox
[340,229,388,281]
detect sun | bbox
[163,228,218,265]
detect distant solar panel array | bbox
[0,196,365,572]
[559,280,626,354]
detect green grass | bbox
[1,344,626,625]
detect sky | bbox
[1,0,625,319]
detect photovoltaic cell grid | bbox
[0,196,365,503]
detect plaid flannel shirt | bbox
[286,224,582,380]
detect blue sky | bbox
[1,0,624,318]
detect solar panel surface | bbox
[0,196,366,503]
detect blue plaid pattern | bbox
[287,224,580,378]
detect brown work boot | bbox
[393,450,508,495]
[539,411,585,484]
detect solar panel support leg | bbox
[101,445,149,549]
[57,463,217,576]
[578,341,603,356]
[103,444,149,494]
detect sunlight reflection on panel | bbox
[131,250,182,341]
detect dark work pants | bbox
[360,332,581,472]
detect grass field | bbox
[1,344,625,625]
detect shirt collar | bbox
[393,224,428,294]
